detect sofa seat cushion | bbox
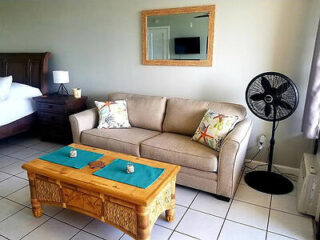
[141,133,218,172]
[81,127,160,157]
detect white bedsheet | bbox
[0,83,42,126]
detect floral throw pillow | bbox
[95,100,131,129]
[192,109,239,151]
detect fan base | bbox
[244,171,293,194]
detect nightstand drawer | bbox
[33,95,87,144]
[37,103,65,113]
[38,112,67,124]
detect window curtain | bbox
[302,18,320,139]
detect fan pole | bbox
[268,117,276,172]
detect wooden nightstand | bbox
[33,95,87,143]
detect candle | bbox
[73,88,82,99]
[69,149,77,158]
[127,162,134,174]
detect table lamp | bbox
[53,71,69,95]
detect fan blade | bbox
[264,104,271,117]
[261,76,271,93]
[277,100,293,110]
[276,83,289,95]
[250,93,264,101]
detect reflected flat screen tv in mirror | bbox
[174,37,200,54]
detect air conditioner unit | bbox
[297,153,320,216]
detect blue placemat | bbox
[40,146,104,169]
[93,159,164,189]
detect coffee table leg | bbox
[165,208,175,222]
[165,180,176,222]
[28,172,43,217]
[137,206,150,240]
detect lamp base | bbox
[57,84,69,96]
[244,171,293,194]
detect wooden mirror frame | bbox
[142,5,215,66]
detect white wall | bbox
[0,0,319,167]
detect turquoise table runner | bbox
[40,146,104,169]
[94,159,164,189]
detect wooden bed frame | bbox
[0,52,51,140]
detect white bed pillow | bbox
[0,76,13,101]
[7,82,42,100]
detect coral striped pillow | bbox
[95,100,131,129]
[192,109,239,151]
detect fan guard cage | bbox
[246,72,299,122]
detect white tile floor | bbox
[0,134,315,240]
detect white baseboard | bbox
[245,159,299,177]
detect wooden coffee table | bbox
[22,144,180,240]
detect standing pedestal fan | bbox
[245,72,299,194]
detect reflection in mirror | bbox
[147,12,209,61]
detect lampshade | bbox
[53,71,69,84]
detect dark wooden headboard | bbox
[0,52,51,94]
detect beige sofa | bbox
[69,92,252,200]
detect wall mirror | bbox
[142,5,215,66]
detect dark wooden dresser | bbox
[33,95,87,143]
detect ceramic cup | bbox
[69,148,77,158]
[73,88,81,99]
[126,162,134,174]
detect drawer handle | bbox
[48,105,53,109]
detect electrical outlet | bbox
[258,134,267,149]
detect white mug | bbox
[73,88,81,98]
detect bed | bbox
[0,52,51,140]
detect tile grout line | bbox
[0,206,27,225]
[226,219,267,232]
[172,230,200,240]
[216,172,243,240]
[67,218,99,240]
[265,194,272,240]
[267,230,298,240]
[2,196,30,209]
[0,233,10,240]
[230,188,307,218]
[231,198,270,210]
[167,191,200,240]
[216,197,234,240]
[118,232,126,240]
[81,229,111,240]
[18,216,54,239]
[0,174,12,183]
[18,206,64,240]
[188,207,225,221]
[53,213,121,240]
[0,168,25,179]
[268,208,310,218]
[0,139,60,160]
[0,179,29,198]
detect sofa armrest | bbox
[217,118,253,198]
[69,108,98,143]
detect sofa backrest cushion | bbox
[108,92,166,131]
[163,97,247,136]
